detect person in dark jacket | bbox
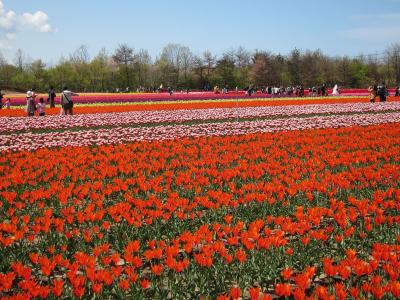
[377,83,387,102]
[0,91,3,109]
[48,86,56,108]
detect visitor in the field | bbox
[332,84,340,96]
[368,84,377,103]
[321,84,327,96]
[5,98,10,109]
[312,86,317,97]
[248,86,254,96]
[61,86,79,115]
[0,91,3,109]
[48,86,56,108]
[299,86,305,97]
[26,88,37,117]
[37,98,46,116]
[395,86,399,97]
[377,83,387,102]
[289,86,294,96]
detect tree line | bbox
[1,43,399,93]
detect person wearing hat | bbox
[26,88,37,116]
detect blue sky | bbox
[1,0,400,64]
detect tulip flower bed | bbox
[6,88,400,107]
[0,99,400,299]
[4,89,379,107]
[0,97,361,118]
[1,96,400,118]
[1,102,400,134]
[1,111,400,152]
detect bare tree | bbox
[250,51,281,86]
[202,50,216,76]
[0,51,6,66]
[70,45,90,65]
[250,52,269,86]
[134,49,152,87]
[192,55,205,87]
[160,43,183,83]
[160,43,193,85]
[180,46,193,81]
[336,56,351,86]
[161,44,182,68]
[14,49,25,72]
[386,43,400,85]
[364,55,380,84]
[113,44,134,88]
[235,46,251,69]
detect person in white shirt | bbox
[332,84,340,96]
[61,86,79,115]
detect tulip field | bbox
[1,95,400,299]
[5,89,394,107]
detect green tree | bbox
[287,48,301,85]
[349,60,368,87]
[215,54,236,88]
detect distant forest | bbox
[1,43,399,92]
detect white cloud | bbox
[343,10,400,42]
[0,0,54,48]
[5,32,15,40]
[351,13,400,22]
[20,11,53,33]
[0,32,14,49]
[342,26,400,40]
[0,10,17,29]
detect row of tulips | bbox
[1,102,399,133]
[1,111,399,152]
[2,96,400,118]
[6,90,385,106]
[1,123,399,241]
[0,122,399,298]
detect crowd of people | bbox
[0,83,399,117]
[368,83,393,102]
[110,83,400,98]
[23,87,79,117]
[216,84,331,97]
